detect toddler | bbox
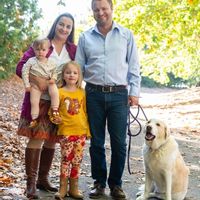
[22,38,61,127]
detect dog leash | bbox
[127,104,148,174]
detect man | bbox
[75,0,141,199]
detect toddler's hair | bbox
[61,61,83,88]
[32,38,50,50]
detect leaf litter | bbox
[0,75,199,199]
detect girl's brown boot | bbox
[68,178,83,199]
[55,177,68,200]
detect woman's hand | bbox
[29,74,48,92]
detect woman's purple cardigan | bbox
[16,42,77,121]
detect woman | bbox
[16,13,76,199]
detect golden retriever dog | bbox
[136,119,189,200]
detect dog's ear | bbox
[165,126,170,139]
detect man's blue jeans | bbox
[85,85,128,188]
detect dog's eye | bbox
[156,123,160,126]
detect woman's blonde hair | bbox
[61,61,83,88]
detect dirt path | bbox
[0,76,200,199]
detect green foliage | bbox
[0,0,41,79]
[141,76,163,88]
[113,0,200,87]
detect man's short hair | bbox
[91,0,113,10]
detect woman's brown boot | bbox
[36,147,58,192]
[25,148,41,199]
[68,178,83,199]
[55,177,68,200]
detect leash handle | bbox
[127,105,148,136]
[127,104,148,174]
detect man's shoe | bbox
[89,183,105,199]
[110,185,126,199]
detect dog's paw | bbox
[135,195,145,200]
[136,184,145,198]
[136,190,143,197]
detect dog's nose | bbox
[146,125,152,132]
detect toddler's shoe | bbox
[50,109,62,124]
[29,119,38,128]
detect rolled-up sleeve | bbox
[127,31,141,97]
[22,60,31,88]
[16,46,35,78]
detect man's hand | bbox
[29,74,48,92]
[128,96,139,106]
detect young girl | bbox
[22,38,61,128]
[53,61,91,200]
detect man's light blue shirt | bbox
[75,21,141,97]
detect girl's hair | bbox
[32,38,50,49]
[61,61,83,88]
[91,0,113,10]
[47,13,75,43]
